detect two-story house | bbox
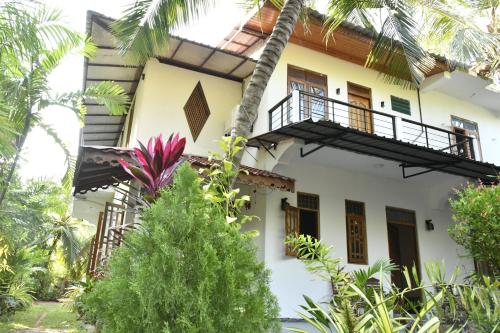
[73,6,500,329]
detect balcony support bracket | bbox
[256,138,277,159]
[300,144,326,158]
[400,161,458,179]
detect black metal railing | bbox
[400,118,475,160]
[267,90,476,160]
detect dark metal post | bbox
[269,110,272,131]
[424,126,429,148]
[281,104,284,128]
[468,137,475,160]
[392,116,397,139]
[448,132,452,154]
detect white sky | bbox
[20,0,247,181]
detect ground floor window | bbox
[345,200,368,264]
[284,192,320,256]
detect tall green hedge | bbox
[448,182,499,276]
[84,164,279,332]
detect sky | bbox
[19,0,247,181]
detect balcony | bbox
[248,90,499,181]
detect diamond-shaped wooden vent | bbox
[183,82,210,142]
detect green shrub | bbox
[287,235,499,333]
[83,164,279,332]
[448,182,499,276]
[0,237,39,317]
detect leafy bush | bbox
[448,182,499,276]
[119,133,186,202]
[83,164,280,332]
[0,237,40,317]
[65,276,96,323]
[287,235,500,333]
[201,136,253,224]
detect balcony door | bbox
[451,116,481,160]
[288,65,328,121]
[348,83,373,133]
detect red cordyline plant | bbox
[119,133,186,201]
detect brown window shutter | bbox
[285,206,299,256]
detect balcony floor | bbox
[247,119,499,182]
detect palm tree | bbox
[324,0,498,87]
[46,214,82,267]
[0,1,131,207]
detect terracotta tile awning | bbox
[73,146,295,195]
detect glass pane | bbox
[290,81,305,92]
[310,86,326,121]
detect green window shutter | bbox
[391,96,411,115]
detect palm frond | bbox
[83,81,130,116]
[420,0,496,66]
[324,0,382,40]
[111,0,216,63]
[368,3,435,87]
[37,122,75,192]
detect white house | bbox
[73,6,500,330]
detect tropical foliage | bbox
[0,178,92,315]
[0,0,130,206]
[287,235,499,333]
[0,236,39,317]
[119,133,186,202]
[323,0,499,87]
[448,181,499,277]
[200,135,254,225]
[82,164,280,332]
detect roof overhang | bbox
[421,71,500,113]
[219,3,449,78]
[247,119,500,182]
[73,146,295,194]
[82,11,257,147]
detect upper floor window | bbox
[451,116,482,160]
[287,65,328,121]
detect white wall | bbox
[72,190,115,226]
[419,90,500,164]
[249,43,500,165]
[259,150,473,318]
[129,59,243,156]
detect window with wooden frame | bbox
[451,116,482,160]
[287,65,328,121]
[345,200,368,264]
[284,192,320,256]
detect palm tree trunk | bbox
[232,0,303,164]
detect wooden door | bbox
[288,66,328,121]
[348,94,373,133]
[386,207,421,303]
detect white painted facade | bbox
[126,59,243,156]
[76,34,499,325]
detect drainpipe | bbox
[417,87,423,123]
